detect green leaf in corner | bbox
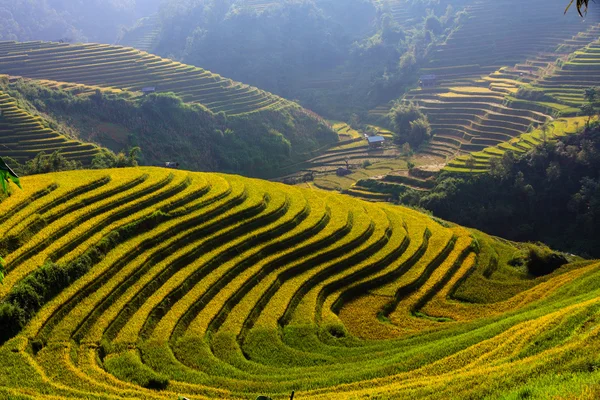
[0,156,22,194]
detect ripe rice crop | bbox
[0,167,598,399]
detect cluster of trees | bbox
[0,0,161,43]
[4,80,336,177]
[389,101,432,147]
[3,147,141,178]
[407,121,600,257]
[354,2,467,105]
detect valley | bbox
[0,0,599,398]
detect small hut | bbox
[141,87,156,95]
[367,135,385,148]
[419,74,437,88]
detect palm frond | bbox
[565,0,590,16]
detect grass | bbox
[0,167,598,398]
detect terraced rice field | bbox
[379,22,600,162]
[1,167,599,399]
[446,117,587,172]
[536,39,600,106]
[368,0,600,170]
[0,41,292,116]
[118,15,161,52]
[0,89,101,165]
[424,0,596,81]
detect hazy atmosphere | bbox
[0,0,600,399]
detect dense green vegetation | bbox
[3,78,336,176]
[389,101,432,147]
[408,122,600,258]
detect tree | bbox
[582,87,599,128]
[424,14,443,35]
[408,117,432,147]
[389,102,431,147]
[128,146,142,166]
[465,155,477,171]
[540,123,554,144]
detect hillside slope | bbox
[0,87,101,165]
[0,41,292,116]
[0,42,338,176]
[0,168,598,399]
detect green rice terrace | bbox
[0,89,101,165]
[0,41,292,116]
[0,168,599,399]
[354,0,600,197]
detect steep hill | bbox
[0,41,292,116]
[117,15,161,52]
[0,168,599,399]
[0,42,338,176]
[0,86,101,165]
[348,0,600,197]
[142,0,467,118]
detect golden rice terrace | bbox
[0,168,598,399]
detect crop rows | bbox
[0,41,293,116]
[446,116,586,172]
[366,0,600,183]
[425,0,593,80]
[0,89,101,164]
[0,167,598,398]
[386,17,600,173]
[118,15,162,52]
[535,39,600,105]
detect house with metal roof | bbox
[367,135,385,148]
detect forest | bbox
[417,121,600,257]
[0,0,161,43]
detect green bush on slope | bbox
[5,80,336,177]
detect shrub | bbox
[516,87,555,102]
[104,351,169,390]
[526,245,568,276]
[23,151,81,175]
[424,14,443,35]
[390,102,430,146]
[0,303,25,343]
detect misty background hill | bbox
[0,0,162,44]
